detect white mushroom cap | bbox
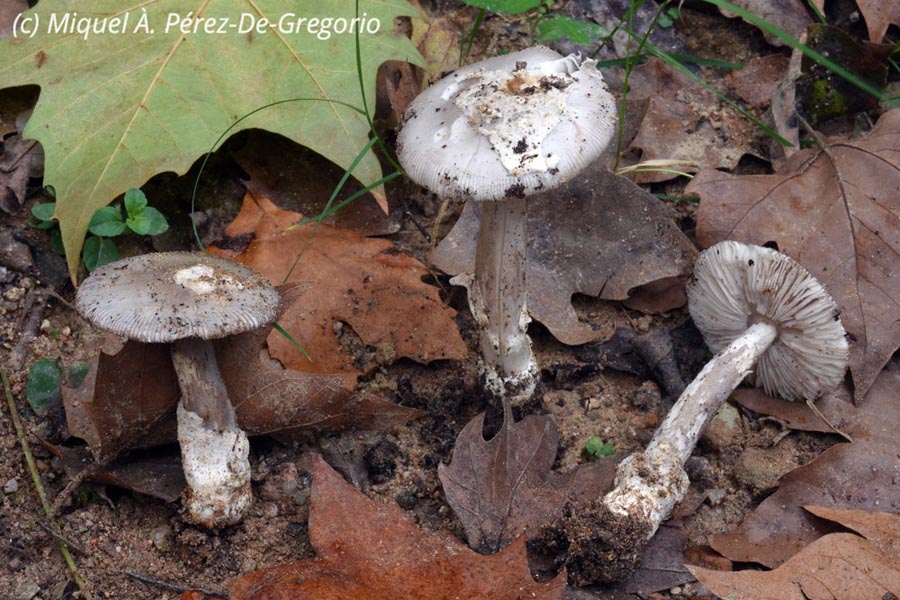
[76,252,279,343]
[687,241,848,401]
[397,46,617,201]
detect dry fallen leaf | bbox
[231,132,399,237]
[63,325,421,462]
[628,58,757,183]
[688,109,900,400]
[62,335,179,461]
[855,0,900,42]
[228,454,564,600]
[0,0,27,39]
[715,0,816,45]
[690,531,900,600]
[210,194,467,377]
[54,444,185,503]
[710,361,900,567]
[728,54,791,108]
[433,168,696,345]
[438,413,617,553]
[220,324,423,436]
[804,506,900,559]
[0,133,34,214]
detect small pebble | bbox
[4,478,19,494]
[150,524,173,552]
[4,287,24,302]
[14,581,40,600]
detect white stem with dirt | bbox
[465,195,538,403]
[171,338,252,528]
[603,321,777,532]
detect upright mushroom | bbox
[398,46,617,403]
[547,241,849,583]
[76,252,280,527]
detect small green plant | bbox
[25,358,88,416]
[584,436,615,458]
[656,5,680,29]
[29,188,169,272]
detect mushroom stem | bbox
[605,320,777,525]
[171,338,251,527]
[643,320,776,467]
[470,195,539,402]
[562,320,778,583]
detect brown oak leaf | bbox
[628,58,757,183]
[209,194,466,378]
[715,0,818,46]
[687,109,900,400]
[691,509,900,599]
[438,413,617,553]
[228,454,564,600]
[63,326,421,462]
[62,334,179,461]
[433,168,696,345]
[231,131,398,237]
[709,361,900,567]
[855,0,900,42]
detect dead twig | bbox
[123,569,228,597]
[2,369,89,595]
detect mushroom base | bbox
[177,404,252,528]
[480,355,540,405]
[534,497,654,585]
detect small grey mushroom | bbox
[76,252,280,527]
[397,46,617,404]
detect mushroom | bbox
[397,46,617,403]
[547,241,849,584]
[75,252,280,527]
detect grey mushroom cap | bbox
[687,241,849,401]
[397,46,617,201]
[76,252,279,343]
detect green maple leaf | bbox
[1,1,422,281]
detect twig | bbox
[49,461,108,518]
[34,519,88,554]
[2,370,89,595]
[123,570,228,597]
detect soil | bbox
[0,2,855,599]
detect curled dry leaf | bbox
[438,413,617,553]
[228,454,564,600]
[710,361,900,567]
[688,109,900,400]
[627,58,757,184]
[433,168,696,345]
[210,194,466,377]
[690,532,900,600]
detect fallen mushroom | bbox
[543,241,849,584]
[75,252,280,527]
[398,46,617,403]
